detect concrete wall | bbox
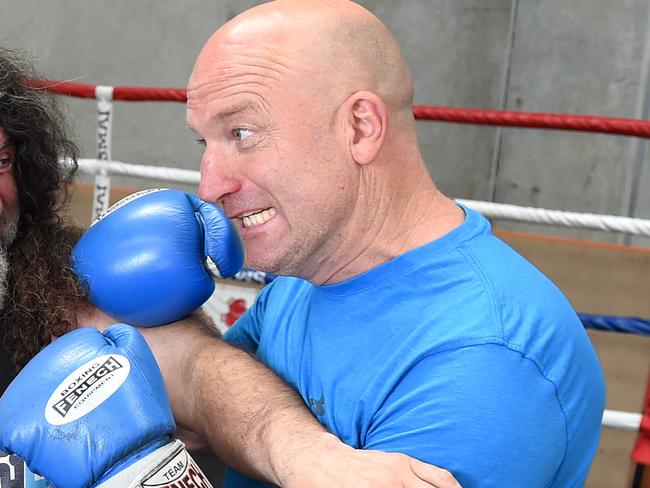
[495,0,650,248]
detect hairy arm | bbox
[140,319,328,485]
[139,318,460,488]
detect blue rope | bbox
[579,312,650,336]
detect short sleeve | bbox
[364,343,567,487]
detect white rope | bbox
[74,159,650,237]
[77,158,200,185]
[456,199,650,237]
[602,408,643,432]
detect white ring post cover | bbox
[92,85,114,222]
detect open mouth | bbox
[239,207,277,228]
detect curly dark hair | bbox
[0,47,93,370]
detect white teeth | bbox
[239,209,260,218]
[241,208,276,228]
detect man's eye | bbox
[0,157,13,171]
[234,128,253,141]
[195,138,206,147]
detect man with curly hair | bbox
[0,46,97,488]
[0,48,92,384]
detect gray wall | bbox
[0,0,648,245]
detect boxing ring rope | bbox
[39,80,650,448]
[33,79,650,138]
[70,158,650,237]
[412,106,650,139]
[455,199,650,237]
[605,410,644,432]
[73,158,200,186]
[75,158,650,236]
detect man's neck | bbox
[312,168,464,285]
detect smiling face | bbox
[187,13,362,281]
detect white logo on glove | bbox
[44,354,131,425]
[91,188,168,226]
[142,446,209,487]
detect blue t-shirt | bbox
[223,207,605,487]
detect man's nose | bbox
[198,148,241,204]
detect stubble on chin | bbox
[0,210,19,309]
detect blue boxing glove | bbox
[73,188,244,327]
[0,324,212,488]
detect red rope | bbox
[28,79,97,99]
[413,106,650,139]
[27,79,187,102]
[113,86,186,102]
[27,79,650,139]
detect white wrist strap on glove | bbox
[96,439,213,488]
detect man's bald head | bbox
[187,1,443,284]
[191,0,413,114]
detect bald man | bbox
[143,1,605,487]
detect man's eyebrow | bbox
[213,101,261,121]
[0,142,13,151]
[186,101,263,134]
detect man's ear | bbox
[345,91,388,165]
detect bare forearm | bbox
[140,321,328,485]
